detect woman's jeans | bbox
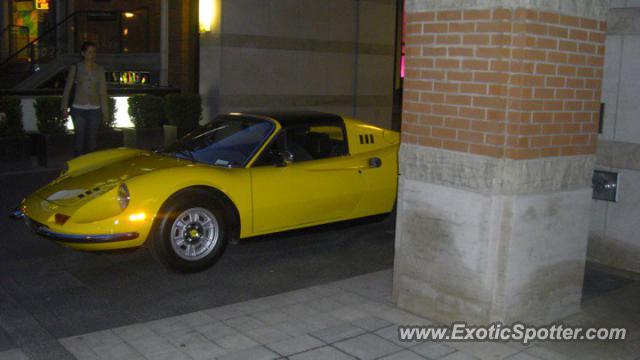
[70,108,101,156]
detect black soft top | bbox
[240,110,344,128]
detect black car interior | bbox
[254,125,347,166]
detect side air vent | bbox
[77,186,104,198]
[359,134,375,144]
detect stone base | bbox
[393,145,595,325]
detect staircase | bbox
[0,10,160,91]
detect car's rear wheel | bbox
[150,190,230,272]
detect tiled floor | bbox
[2,269,637,360]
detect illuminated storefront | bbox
[1,0,196,94]
[107,71,151,86]
[1,0,56,61]
[8,0,54,38]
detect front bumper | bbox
[10,209,139,243]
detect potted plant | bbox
[163,93,202,146]
[0,96,32,171]
[96,97,124,150]
[31,96,74,167]
[124,95,165,149]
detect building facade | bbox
[3,1,638,300]
[0,0,198,92]
[590,3,640,275]
[197,0,401,129]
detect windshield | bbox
[161,115,275,167]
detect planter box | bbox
[0,136,35,172]
[97,128,124,150]
[0,136,30,160]
[29,131,75,168]
[122,127,164,150]
[163,125,196,146]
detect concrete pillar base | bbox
[393,145,595,324]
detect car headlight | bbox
[118,183,130,210]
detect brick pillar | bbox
[393,1,608,324]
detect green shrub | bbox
[164,93,202,130]
[128,95,165,128]
[100,97,117,129]
[34,96,67,134]
[0,96,24,138]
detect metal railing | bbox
[0,9,150,88]
[0,25,30,63]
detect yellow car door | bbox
[249,123,366,234]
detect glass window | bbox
[161,115,275,167]
[121,9,149,53]
[253,123,347,166]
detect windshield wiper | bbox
[174,149,195,161]
[155,144,195,162]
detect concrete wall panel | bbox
[220,48,359,97]
[357,55,395,96]
[600,35,622,141]
[268,0,302,39]
[601,169,640,271]
[589,197,608,234]
[325,54,357,95]
[396,141,596,323]
[296,52,330,95]
[220,47,274,95]
[405,0,609,19]
[610,0,626,7]
[207,0,396,128]
[221,0,270,36]
[615,36,640,144]
[355,106,393,128]
[394,178,494,324]
[589,168,640,273]
[222,0,359,42]
[608,7,640,34]
[395,175,592,324]
[296,0,357,42]
[359,1,397,44]
[590,14,640,274]
[501,189,591,323]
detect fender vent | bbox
[359,134,375,144]
[77,186,104,198]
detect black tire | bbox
[150,189,231,272]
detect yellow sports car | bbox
[11,111,399,271]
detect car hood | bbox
[33,153,189,207]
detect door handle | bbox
[368,157,382,168]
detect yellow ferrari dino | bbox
[11,111,399,271]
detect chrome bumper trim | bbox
[13,210,139,243]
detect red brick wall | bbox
[402,8,605,159]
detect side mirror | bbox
[275,151,294,167]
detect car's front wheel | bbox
[150,190,230,272]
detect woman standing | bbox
[61,41,109,156]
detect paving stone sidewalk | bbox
[1,269,638,360]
